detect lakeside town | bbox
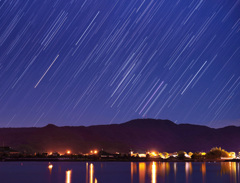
[1,146,240,162]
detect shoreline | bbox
[1,158,239,163]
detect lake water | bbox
[0,161,239,183]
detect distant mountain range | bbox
[1,119,240,154]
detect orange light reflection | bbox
[152,162,157,183]
[90,163,94,183]
[131,162,137,183]
[139,162,146,183]
[185,162,192,183]
[65,170,72,183]
[86,163,88,183]
[48,164,53,175]
[221,162,237,183]
[201,163,206,183]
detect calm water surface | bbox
[0,161,239,183]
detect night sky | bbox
[0,0,239,128]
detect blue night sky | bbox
[0,0,239,127]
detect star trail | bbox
[0,0,239,127]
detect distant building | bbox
[42,153,48,157]
[129,150,134,156]
[129,150,147,158]
[147,151,159,158]
[169,152,178,158]
[99,150,114,158]
[229,152,236,158]
[52,152,60,157]
[138,153,146,158]
[0,146,20,155]
[236,153,240,159]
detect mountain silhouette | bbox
[1,119,239,154]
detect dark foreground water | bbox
[0,161,239,183]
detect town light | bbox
[151,152,157,156]
[67,150,71,154]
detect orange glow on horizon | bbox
[66,150,71,154]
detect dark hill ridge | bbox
[0,119,239,154]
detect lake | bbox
[0,161,239,183]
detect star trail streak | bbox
[34,54,59,88]
[0,0,239,128]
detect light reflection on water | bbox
[221,162,238,183]
[76,162,238,183]
[48,163,53,175]
[174,162,177,178]
[88,163,98,183]
[139,162,146,183]
[201,162,206,183]
[65,169,72,183]
[89,163,93,183]
[185,162,192,183]
[131,162,137,183]
[86,162,88,183]
[151,162,156,183]
[0,161,239,183]
[57,161,239,183]
[130,162,239,183]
